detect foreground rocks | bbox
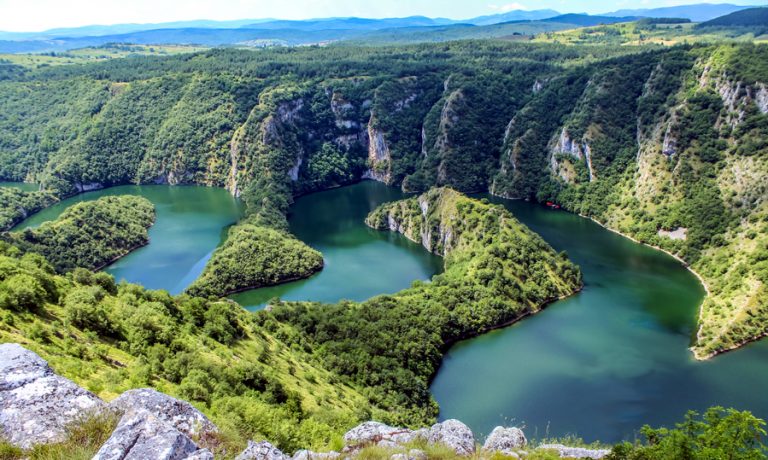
[0,344,613,459]
[93,410,213,460]
[236,440,290,460]
[426,419,475,456]
[0,343,105,449]
[482,426,526,456]
[109,388,218,439]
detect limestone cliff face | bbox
[548,127,595,184]
[365,121,392,183]
[227,98,305,197]
[366,188,460,257]
[364,77,436,186]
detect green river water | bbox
[13,185,244,294]
[430,194,768,443]
[8,181,768,444]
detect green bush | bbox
[608,407,767,459]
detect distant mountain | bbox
[0,19,274,41]
[605,3,755,22]
[464,9,560,25]
[0,27,370,53]
[240,16,454,31]
[699,6,768,26]
[541,14,639,26]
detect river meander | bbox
[430,194,768,443]
[8,181,768,443]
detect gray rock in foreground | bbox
[0,343,105,449]
[236,440,290,460]
[482,426,527,454]
[292,449,341,460]
[342,421,424,450]
[427,419,475,456]
[93,409,209,460]
[538,443,611,459]
[110,388,217,438]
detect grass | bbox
[0,410,119,460]
[352,436,594,460]
[0,44,207,69]
[533,21,768,46]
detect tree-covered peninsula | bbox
[2,195,154,272]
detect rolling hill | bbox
[606,3,756,22]
[699,6,768,26]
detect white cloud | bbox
[488,2,528,12]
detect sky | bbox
[0,0,765,32]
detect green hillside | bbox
[700,7,768,28]
[0,42,766,358]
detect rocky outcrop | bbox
[427,419,475,456]
[93,410,212,460]
[550,128,595,183]
[109,388,217,439]
[236,440,290,460]
[342,421,425,451]
[366,123,392,184]
[0,343,105,449]
[366,188,460,257]
[292,449,341,460]
[482,426,526,455]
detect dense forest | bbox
[0,41,764,358]
[0,188,57,231]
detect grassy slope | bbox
[0,44,208,69]
[0,254,372,457]
[534,21,768,46]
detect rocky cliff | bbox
[0,344,609,460]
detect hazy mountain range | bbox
[0,3,762,54]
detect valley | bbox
[1,4,768,458]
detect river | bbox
[8,181,768,443]
[231,182,444,308]
[13,185,244,294]
[430,194,768,443]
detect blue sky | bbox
[0,0,765,32]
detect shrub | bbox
[0,273,46,311]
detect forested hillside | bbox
[0,187,580,456]
[0,41,766,357]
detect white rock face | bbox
[185,450,215,460]
[482,426,527,454]
[92,410,207,460]
[236,440,290,460]
[658,227,687,241]
[538,443,611,459]
[427,419,475,456]
[756,84,768,114]
[0,343,105,449]
[109,388,218,439]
